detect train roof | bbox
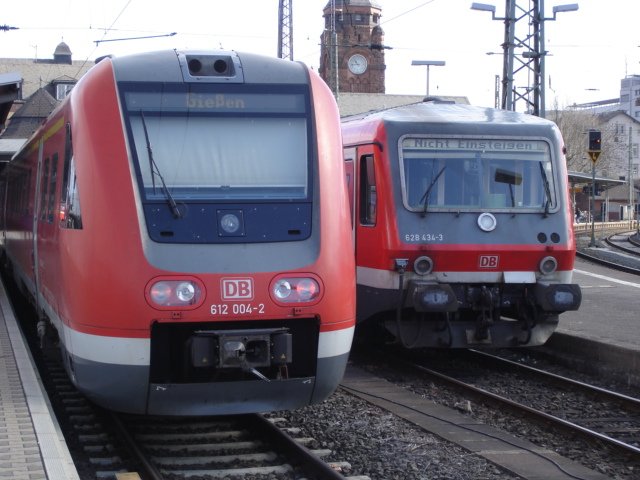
[341,100,556,127]
[109,49,310,85]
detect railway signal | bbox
[588,130,602,163]
[587,129,602,246]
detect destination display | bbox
[125,91,307,114]
[403,137,548,153]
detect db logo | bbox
[479,255,499,268]
[221,278,254,300]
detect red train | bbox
[0,49,355,415]
[342,100,581,348]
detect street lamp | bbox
[411,60,446,97]
[470,3,497,16]
[470,1,578,116]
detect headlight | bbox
[217,210,244,236]
[220,213,240,234]
[477,212,497,232]
[539,256,558,275]
[176,282,196,302]
[414,256,434,275]
[273,280,293,300]
[147,278,204,309]
[270,275,322,304]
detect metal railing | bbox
[573,220,639,234]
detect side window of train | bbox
[39,158,50,221]
[60,123,83,229]
[359,154,377,226]
[6,170,31,216]
[46,153,58,223]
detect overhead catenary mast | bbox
[277,0,293,60]
[471,0,578,117]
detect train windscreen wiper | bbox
[419,166,446,217]
[494,168,520,207]
[140,111,182,219]
[539,162,552,217]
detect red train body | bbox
[342,101,581,348]
[1,50,355,415]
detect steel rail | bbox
[469,349,640,411]
[407,360,640,458]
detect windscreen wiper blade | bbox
[419,166,446,217]
[538,162,552,217]
[140,111,182,219]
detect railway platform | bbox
[0,279,79,480]
[548,240,640,386]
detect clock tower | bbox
[319,0,386,94]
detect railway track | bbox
[40,340,363,480]
[4,276,363,480]
[576,230,640,274]
[404,349,640,460]
[110,412,361,480]
[604,231,640,256]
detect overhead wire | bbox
[73,0,134,78]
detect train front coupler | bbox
[189,327,293,381]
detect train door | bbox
[343,147,356,248]
[34,133,62,319]
[353,145,382,268]
[32,140,45,308]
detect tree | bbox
[548,107,627,177]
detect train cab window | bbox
[400,137,556,213]
[60,123,83,229]
[120,82,313,243]
[123,85,309,202]
[359,154,377,225]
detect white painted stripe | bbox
[66,328,150,366]
[65,323,354,365]
[358,265,573,289]
[318,326,354,358]
[574,269,640,289]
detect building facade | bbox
[620,75,640,120]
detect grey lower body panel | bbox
[358,282,566,348]
[383,315,559,348]
[68,351,349,415]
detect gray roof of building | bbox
[54,42,72,56]
[0,138,26,155]
[336,93,470,117]
[1,88,57,139]
[0,57,93,99]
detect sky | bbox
[1,0,639,110]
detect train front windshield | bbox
[400,137,556,213]
[122,84,310,202]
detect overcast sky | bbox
[1,0,638,110]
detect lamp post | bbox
[411,60,446,97]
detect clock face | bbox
[348,54,368,75]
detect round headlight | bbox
[150,282,172,304]
[147,279,203,309]
[176,282,196,302]
[273,279,292,299]
[414,256,434,275]
[477,212,497,232]
[539,256,558,275]
[220,213,240,233]
[295,278,319,301]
